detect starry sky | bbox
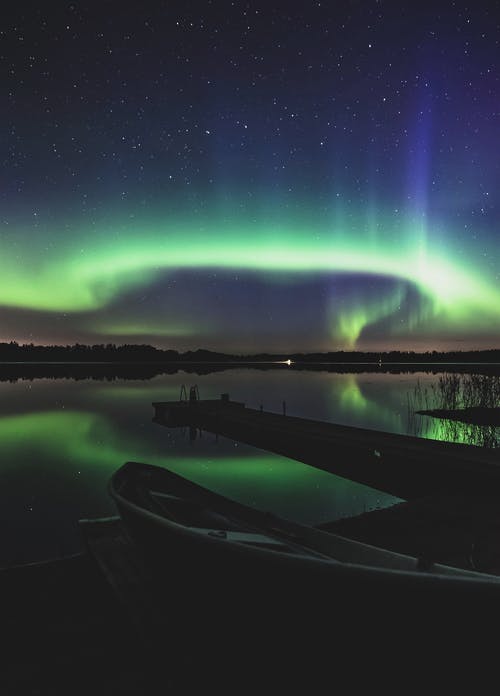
[1,0,499,353]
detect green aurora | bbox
[1,210,499,350]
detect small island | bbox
[417,407,500,427]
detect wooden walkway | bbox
[153,397,500,500]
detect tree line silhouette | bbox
[1,341,500,364]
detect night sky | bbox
[1,1,499,353]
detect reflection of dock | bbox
[153,395,500,500]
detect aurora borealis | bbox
[2,1,499,351]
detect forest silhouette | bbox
[2,341,500,364]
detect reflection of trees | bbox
[407,374,500,448]
[0,363,268,382]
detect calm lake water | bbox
[1,366,499,566]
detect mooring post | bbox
[189,385,198,407]
[283,400,286,416]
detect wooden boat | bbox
[108,461,500,686]
[109,462,500,596]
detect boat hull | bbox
[109,462,500,627]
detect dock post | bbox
[283,400,286,416]
[189,385,199,404]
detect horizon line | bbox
[3,341,500,356]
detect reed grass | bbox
[409,373,500,413]
[407,373,500,448]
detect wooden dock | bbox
[153,396,500,500]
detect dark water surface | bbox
[1,366,499,566]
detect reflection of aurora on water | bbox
[0,406,398,525]
[418,417,500,449]
[327,371,500,448]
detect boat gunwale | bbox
[109,461,500,589]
